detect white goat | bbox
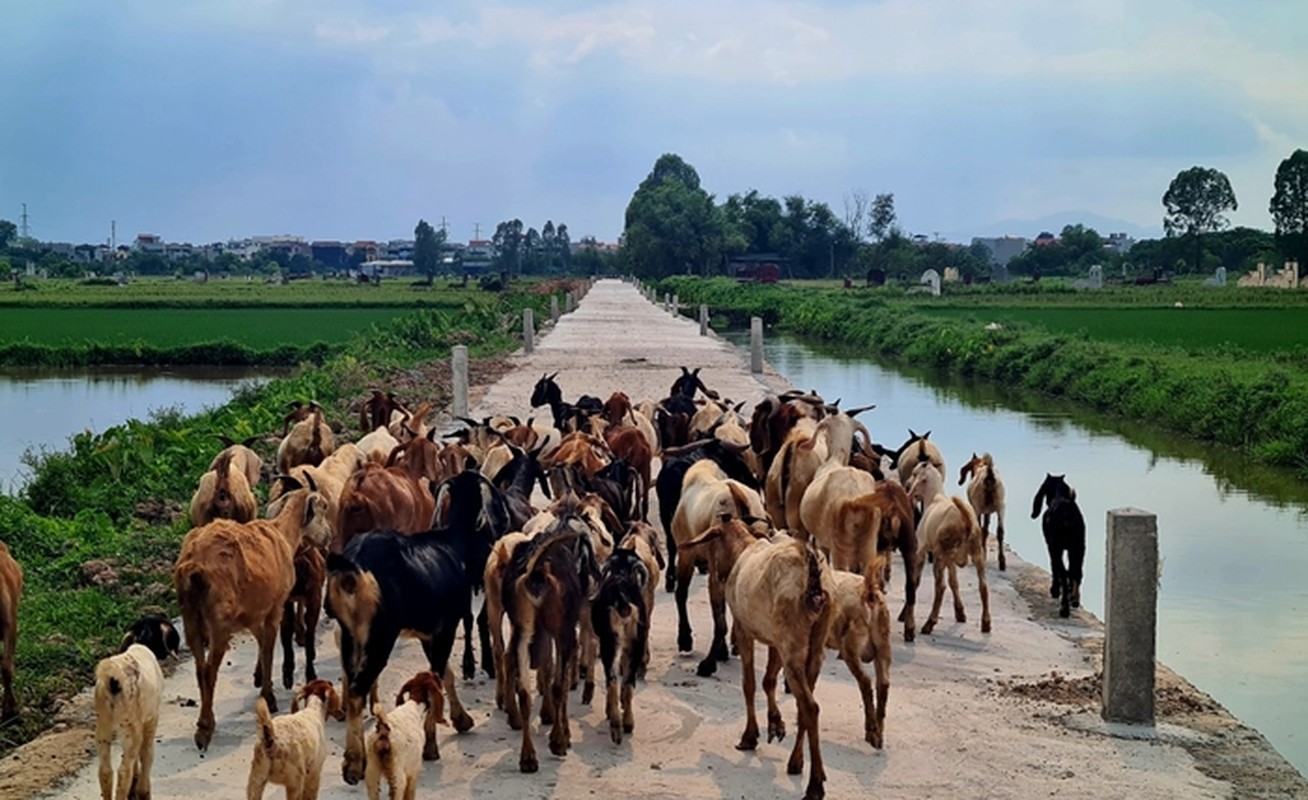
[365,671,447,800]
[94,616,178,800]
[246,679,341,800]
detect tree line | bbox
[620,150,1308,281]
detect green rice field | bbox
[0,307,408,347]
[921,307,1308,353]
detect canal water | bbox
[0,367,275,494]
[730,330,1308,775]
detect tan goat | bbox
[356,425,401,465]
[671,459,767,676]
[0,539,20,720]
[682,520,836,800]
[365,671,447,800]
[959,452,1008,571]
[828,565,891,749]
[278,404,336,474]
[190,449,258,528]
[174,486,332,750]
[247,679,341,800]
[908,463,991,635]
[211,435,264,488]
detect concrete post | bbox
[565,292,574,313]
[523,307,535,354]
[664,292,671,312]
[1103,508,1158,726]
[750,316,764,374]
[451,345,469,418]
[550,295,559,323]
[672,294,679,315]
[699,303,709,336]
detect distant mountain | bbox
[949,211,1162,243]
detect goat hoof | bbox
[955,611,967,623]
[520,754,539,773]
[921,620,937,635]
[252,670,262,689]
[735,735,758,752]
[1060,606,1070,618]
[453,709,475,733]
[282,671,293,690]
[982,619,992,633]
[305,665,316,682]
[998,555,1007,571]
[664,575,676,593]
[582,684,595,705]
[623,719,634,734]
[1050,583,1059,598]
[695,658,717,678]
[193,725,213,752]
[342,756,365,785]
[483,661,496,680]
[867,726,883,749]
[803,785,826,800]
[423,741,440,761]
[549,734,568,757]
[904,626,916,643]
[610,722,623,745]
[677,632,693,653]
[787,753,804,775]
[262,692,278,713]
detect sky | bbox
[2,0,1305,247]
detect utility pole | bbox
[473,222,482,240]
[19,203,30,239]
[439,216,449,238]
[111,220,117,249]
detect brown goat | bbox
[683,520,835,800]
[359,390,407,435]
[828,564,891,749]
[174,487,333,750]
[0,539,21,720]
[190,449,259,528]
[909,464,991,636]
[959,452,1008,571]
[211,435,264,488]
[333,461,436,553]
[603,425,652,521]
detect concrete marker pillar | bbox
[550,295,559,323]
[523,307,535,353]
[1103,507,1158,725]
[565,292,574,313]
[750,316,764,374]
[699,303,709,336]
[451,345,469,418]
[672,294,679,315]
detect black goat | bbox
[120,613,181,661]
[530,372,604,432]
[433,469,512,681]
[492,444,551,532]
[591,547,651,745]
[1031,474,1086,618]
[325,469,495,785]
[589,457,642,526]
[655,438,759,592]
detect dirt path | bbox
[18,279,1304,798]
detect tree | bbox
[1270,149,1308,270]
[869,193,896,242]
[0,220,15,251]
[1163,166,1238,273]
[413,219,444,284]
[555,223,571,269]
[843,189,870,243]
[622,153,723,277]
[492,219,524,274]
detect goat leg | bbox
[734,631,760,751]
[477,603,495,679]
[280,603,296,690]
[762,646,786,744]
[461,609,476,681]
[948,564,966,623]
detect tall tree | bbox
[622,153,722,277]
[413,218,444,284]
[0,220,15,251]
[492,219,524,275]
[869,193,896,242]
[541,220,557,272]
[1270,149,1308,270]
[1163,166,1238,273]
[555,223,571,268]
[843,189,870,243]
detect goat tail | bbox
[174,562,208,613]
[255,697,276,755]
[803,545,828,617]
[371,703,396,780]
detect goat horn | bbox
[846,404,876,417]
[214,434,236,448]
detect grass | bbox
[0,307,410,347]
[0,276,485,308]
[920,307,1308,354]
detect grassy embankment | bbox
[0,278,482,366]
[661,276,1308,474]
[0,279,567,754]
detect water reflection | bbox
[0,367,280,494]
[728,330,1308,775]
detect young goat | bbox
[94,615,179,800]
[827,564,891,749]
[591,547,651,744]
[908,463,991,636]
[365,672,447,800]
[960,452,1008,571]
[246,679,341,800]
[1031,473,1086,618]
[0,539,21,720]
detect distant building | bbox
[133,234,165,255]
[727,253,786,283]
[311,240,348,269]
[358,259,415,278]
[1104,232,1136,254]
[463,239,495,273]
[384,239,415,261]
[971,236,1028,266]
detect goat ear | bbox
[326,552,356,574]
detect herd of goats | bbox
[0,367,1090,800]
